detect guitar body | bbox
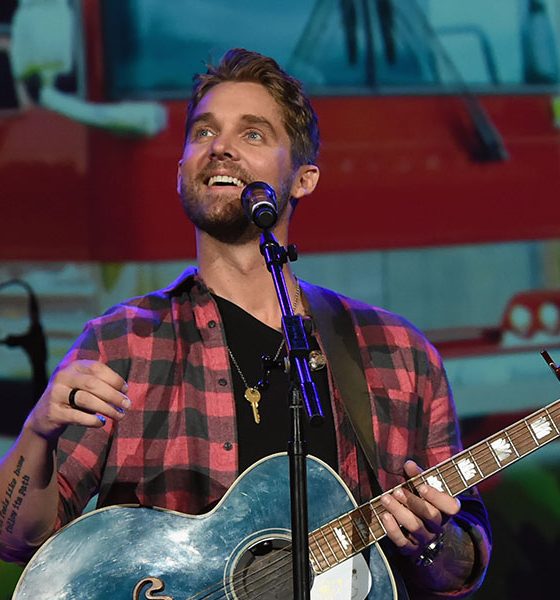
[13,454,397,600]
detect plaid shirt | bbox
[55,268,490,597]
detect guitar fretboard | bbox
[309,398,560,573]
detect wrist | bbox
[400,519,476,593]
[415,530,445,567]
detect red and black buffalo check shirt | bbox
[54,268,490,596]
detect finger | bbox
[396,487,446,534]
[403,459,424,478]
[64,386,128,422]
[416,482,461,519]
[56,361,131,415]
[380,508,420,556]
[72,360,128,394]
[380,491,434,548]
[33,392,109,435]
[404,460,461,520]
[64,408,108,429]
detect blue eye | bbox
[192,127,214,140]
[246,130,263,141]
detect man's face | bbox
[178,81,296,243]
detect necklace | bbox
[227,281,301,424]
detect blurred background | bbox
[1,0,560,597]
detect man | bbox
[0,49,490,598]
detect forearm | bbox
[0,425,60,562]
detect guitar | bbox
[12,398,560,600]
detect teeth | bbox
[208,175,245,187]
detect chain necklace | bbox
[227,281,301,424]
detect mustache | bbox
[197,162,255,186]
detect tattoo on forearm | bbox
[0,455,30,535]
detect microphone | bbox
[241,181,278,229]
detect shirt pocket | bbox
[370,387,423,479]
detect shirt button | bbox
[208,320,216,328]
[218,378,227,386]
[223,441,233,451]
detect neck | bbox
[196,228,298,330]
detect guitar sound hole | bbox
[232,538,308,599]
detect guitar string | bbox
[193,420,560,600]
[426,410,560,493]
[185,406,560,599]
[187,418,560,599]
[185,540,293,600]
[245,410,560,596]
[414,421,554,495]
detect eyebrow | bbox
[189,112,279,139]
[239,114,278,137]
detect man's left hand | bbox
[380,459,461,560]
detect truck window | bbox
[101,0,560,100]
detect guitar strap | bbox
[303,283,383,498]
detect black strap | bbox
[303,283,382,497]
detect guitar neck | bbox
[309,398,560,574]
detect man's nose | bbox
[209,132,237,160]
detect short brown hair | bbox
[185,48,320,167]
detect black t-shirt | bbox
[213,294,338,474]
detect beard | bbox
[179,163,294,244]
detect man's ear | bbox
[290,164,320,199]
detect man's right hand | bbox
[25,360,130,442]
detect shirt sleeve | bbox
[53,321,114,530]
[413,345,492,598]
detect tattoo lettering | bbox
[0,478,16,531]
[0,455,30,535]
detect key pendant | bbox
[244,387,261,424]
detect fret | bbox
[456,456,479,486]
[435,466,453,495]
[423,470,447,494]
[551,405,560,428]
[342,513,363,551]
[465,444,490,483]
[450,457,468,489]
[467,449,485,480]
[503,430,521,458]
[371,500,388,536]
[357,505,379,542]
[441,463,464,495]
[545,408,560,435]
[317,526,338,566]
[490,432,517,467]
[333,517,353,557]
[485,440,502,468]
[308,544,320,573]
[309,533,329,571]
[528,413,555,442]
[324,524,346,562]
[403,478,417,496]
[306,399,560,575]
[347,510,370,549]
[523,417,540,448]
[363,500,387,538]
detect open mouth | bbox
[206,175,246,188]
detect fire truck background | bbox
[1,1,560,597]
